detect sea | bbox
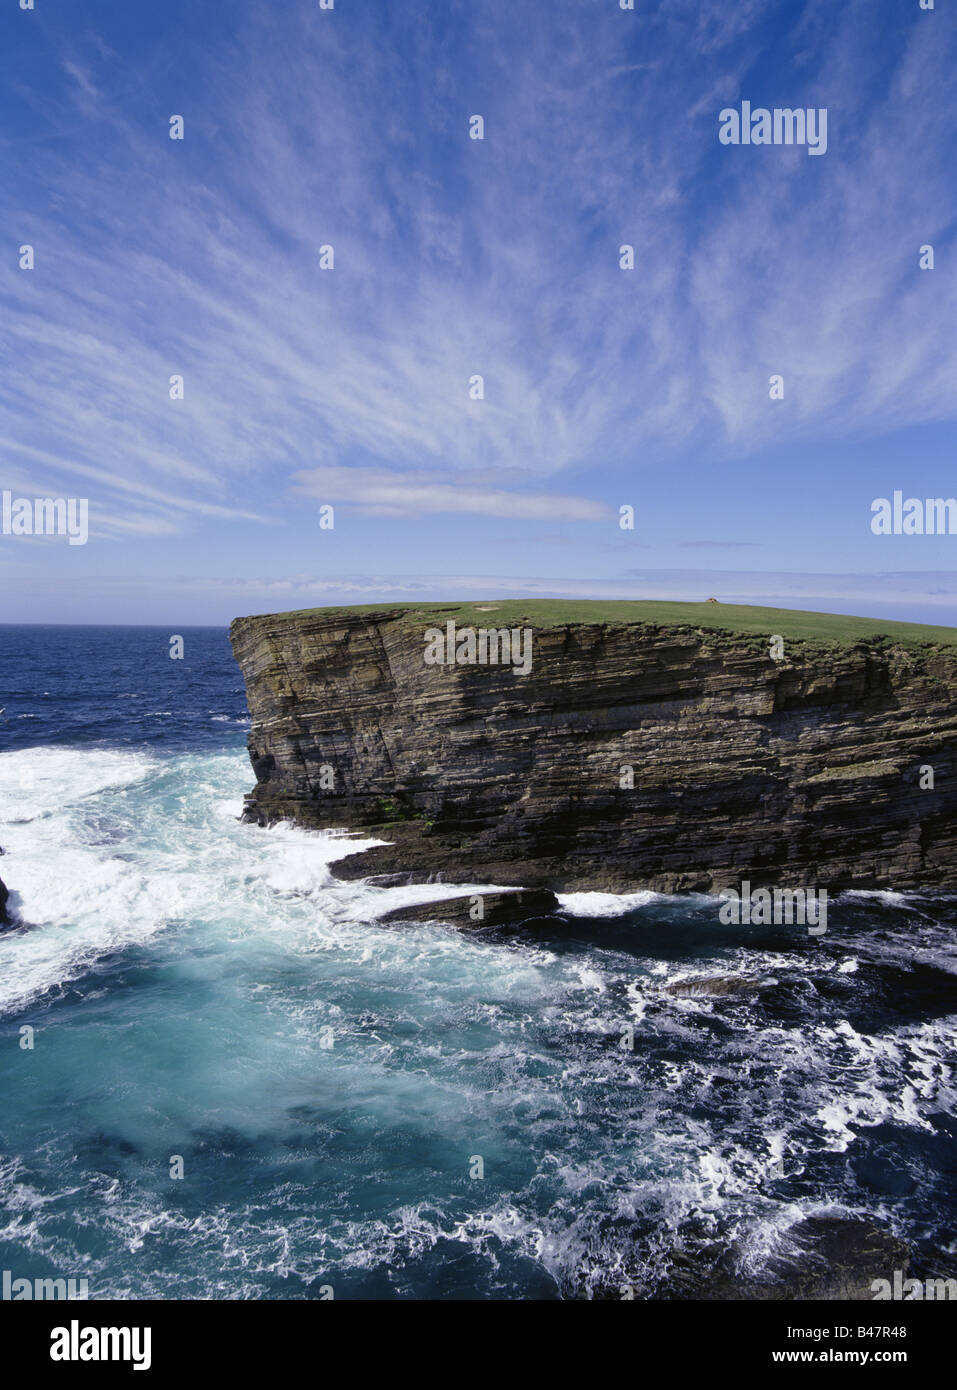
[0,625,954,1300]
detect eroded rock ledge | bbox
[229,605,957,894]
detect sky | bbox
[1,0,956,626]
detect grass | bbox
[241,599,957,649]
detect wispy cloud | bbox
[292,465,612,521]
[1,1,955,617]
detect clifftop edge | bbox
[230,599,957,652]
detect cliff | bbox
[229,601,957,894]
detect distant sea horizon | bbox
[2,592,957,631]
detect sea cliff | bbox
[229,601,957,894]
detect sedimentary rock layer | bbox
[229,606,957,894]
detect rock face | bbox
[0,873,8,926]
[229,605,957,894]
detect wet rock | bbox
[659,1217,911,1301]
[378,887,559,928]
[0,873,8,925]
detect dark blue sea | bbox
[1,626,955,1298]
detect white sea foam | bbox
[0,744,953,1297]
[557,890,662,916]
[0,746,152,823]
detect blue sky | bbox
[1,0,956,625]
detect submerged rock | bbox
[658,1217,911,1302]
[664,974,772,998]
[378,887,559,928]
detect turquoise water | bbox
[1,627,955,1298]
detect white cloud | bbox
[292,465,612,521]
[1,0,955,550]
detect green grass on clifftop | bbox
[241,599,957,649]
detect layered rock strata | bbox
[230,606,957,894]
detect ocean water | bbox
[0,624,955,1300]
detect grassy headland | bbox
[259,599,957,650]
